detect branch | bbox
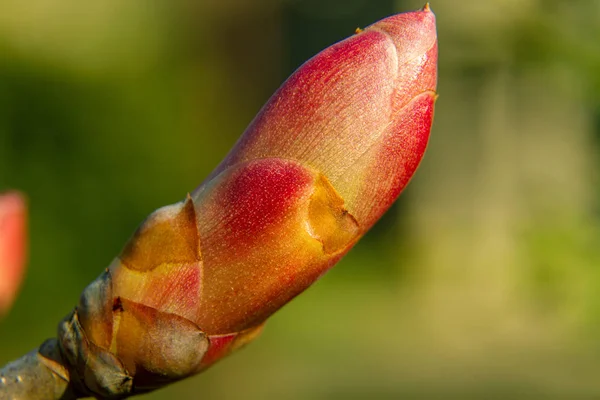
[0,339,78,399]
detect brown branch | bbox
[0,339,80,400]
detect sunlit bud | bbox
[60,6,438,397]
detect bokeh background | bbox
[1,0,600,398]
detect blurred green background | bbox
[1,0,600,398]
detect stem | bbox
[0,338,81,400]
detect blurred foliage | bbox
[1,0,600,398]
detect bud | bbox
[0,192,27,315]
[57,6,437,398]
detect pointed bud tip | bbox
[366,5,437,60]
